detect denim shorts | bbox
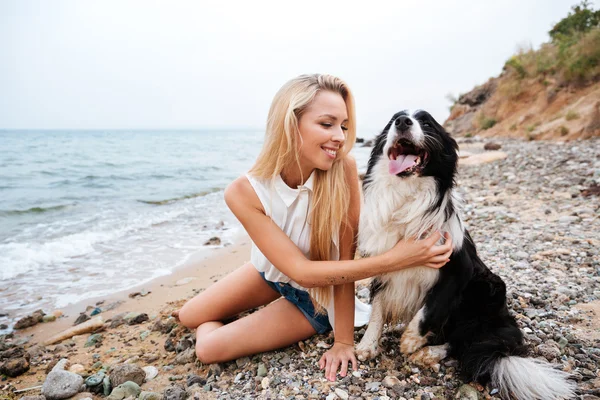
[259,272,332,334]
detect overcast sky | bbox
[1,0,594,133]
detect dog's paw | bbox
[400,330,427,355]
[356,341,380,361]
[407,345,448,367]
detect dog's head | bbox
[378,109,458,179]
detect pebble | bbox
[334,388,349,399]
[107,381,141,400]
[42,370,84,400]
[109,364,146,387]
[142,365,158,381]
[257,362,268,377]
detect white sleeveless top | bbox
[245,171,371,329]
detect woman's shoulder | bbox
[224,175,263,212]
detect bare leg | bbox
[400,306,429,355]
[194,297,317,364]
[177,262,280,329]
[356,295,385,361]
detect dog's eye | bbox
[422,123,430,128]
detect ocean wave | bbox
[0,206,189,281]
[137,188,222,205]
[0,204,72,216]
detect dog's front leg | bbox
[400,306,429,355]
[356,295,385,361]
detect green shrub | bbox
[509,123,517,131]
[481,118,498,130]
[566,110,580,120]
[505,56,528,79]
[549,1,600,43]
[560,125,570,135]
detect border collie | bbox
[355,110,575,400]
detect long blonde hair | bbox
[249,73,357,309]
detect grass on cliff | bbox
[503,1,600,87]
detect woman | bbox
[177,74,452,381]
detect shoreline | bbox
[17,232,252,346]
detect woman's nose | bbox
[332,127,345,142]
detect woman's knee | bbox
[177,301,202,329]
[195,332,224,365]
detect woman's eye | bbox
[341,126,348,131]
[321,123,332,128]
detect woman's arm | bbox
[225,174,452,287]
[319,158,360,381]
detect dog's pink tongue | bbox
[389,154,417,175]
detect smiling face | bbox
[296,90,349,175]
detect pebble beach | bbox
[2,137,600,400]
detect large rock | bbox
[14,310,45,330]
[109,363,146,387]
[42,370,84,400]
[0,357,30,377]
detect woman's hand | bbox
[387,231,453,270]
[318,342,357,381]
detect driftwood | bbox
[14,385,43,393]
[43,316,104,345]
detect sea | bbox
[0,129,373,331]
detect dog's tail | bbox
[458,333,575,400]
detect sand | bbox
[17,234,252,350]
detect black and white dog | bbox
[355,110,575,400]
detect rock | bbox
[89,308,102,316]
[66,392,94,400]
[139,392,162,400]
[19,396,46,400]
[109,364,146,387]
[73,313,90,326]
[261,377,270,390]
[163,385,186,400]
[484,142,502,150]
[108,313,126,329]
[174,348,195,365]
[537,341,562,360]
[0,357,30,377]
[257,362,268,377]
[175,277,197,286]
[335,388,349,399]
[455,384,479,400]
[123,312,149,325]
[14,310,45,329]
[143,365,158,381]
[459,151,507,165]
[68,364,85,375]
[43,315,57,323]
[383,375,401,388]
[42,370,84,400]
[365,382,381,392]
[186,374,206,387]
[107,381,141,400]
[85,370,105,389]
[236,356,250,368]
[102,375,111,396]
[204,237,221,246]
[84,334,103,348]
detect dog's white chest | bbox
[377,267,439,323]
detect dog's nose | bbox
[394,116,413,131]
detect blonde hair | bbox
[249,73,357,309]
